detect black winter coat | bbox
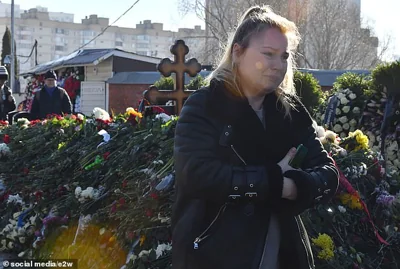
[172,79,339,269]
[30,87,72,120]
[0,86,16,121]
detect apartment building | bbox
[0,2,206,91]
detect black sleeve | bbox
[278,104,339,216]
[29,94,40,120]
[174,90,284,204]
[6,90,16,112]
[61,89,72,114]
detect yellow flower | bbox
[126,107,143,119]
[349,129,369,150]
[338,193,363,210]
[311,233,335,261]
[139,235,146,246]
[108,236,116,243]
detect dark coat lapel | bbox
[204,79,292,165]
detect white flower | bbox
[6,229,18,240]
[388,152,396,161]
[339,116,348,124]
[349,93,357,100]
[17,118,30,125]
[342,106,351,114]
[349,119,357,126]
[335,108,341,115]
[368,133,376,143]
[76,187,100,203]
[155,113,172,123]
[29,215,37,224]
[19,237,26,244]
[18,251,25,258]
[337,93,346,99]
[343,123,350,130]
[352,107,361,114]
[340,97,349,105]
[333,124,343,133]
[7,241,14,249]
[155,243,172,258]
[139,250,151,257]
[338,205,346,213]
[18,227,25,236]
[13,212,21,219]
[340,132,346,138]
[93,107,110,121]
[75,187,82,198]
[81,187,94,199]
[77,113,85,121]
[0,143,11,158]
[349,127,356,132]
[312,120,324,138]
[7,194,23,205]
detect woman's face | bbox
[234,27,289,97]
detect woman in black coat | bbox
[172,5,339,269]
[0,66,16,121]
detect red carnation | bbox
[3,134,10,144]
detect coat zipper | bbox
[193,145,246,250]
[193,203,227,249]
[295,216,314,268]
[230,145,247,165]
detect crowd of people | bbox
[0,69,73,123]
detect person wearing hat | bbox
[0,66,16,121]
[30,70,72,119]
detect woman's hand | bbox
[282,177,297,200]
[277,147,297,173]
[278,147,299,200]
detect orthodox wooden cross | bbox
[144,40,202,115]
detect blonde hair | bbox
[207,5,301,117]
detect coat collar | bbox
[205,78,286,124]
[204,79,291,163]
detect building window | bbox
[55,45,64,51]
[20,35,33,41]
[137,43,149,49]
[115,41,123,47]
[137,35,149,41]
[82,30,96,37]
[55,28,68,34]
[18,43,32,49]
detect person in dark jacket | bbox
[172,5,339,269]
[30,70,72,120]
[0,66,16,121]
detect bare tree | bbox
[178,0,392,69]
[179,0,294,64]
[302,0,390,69]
